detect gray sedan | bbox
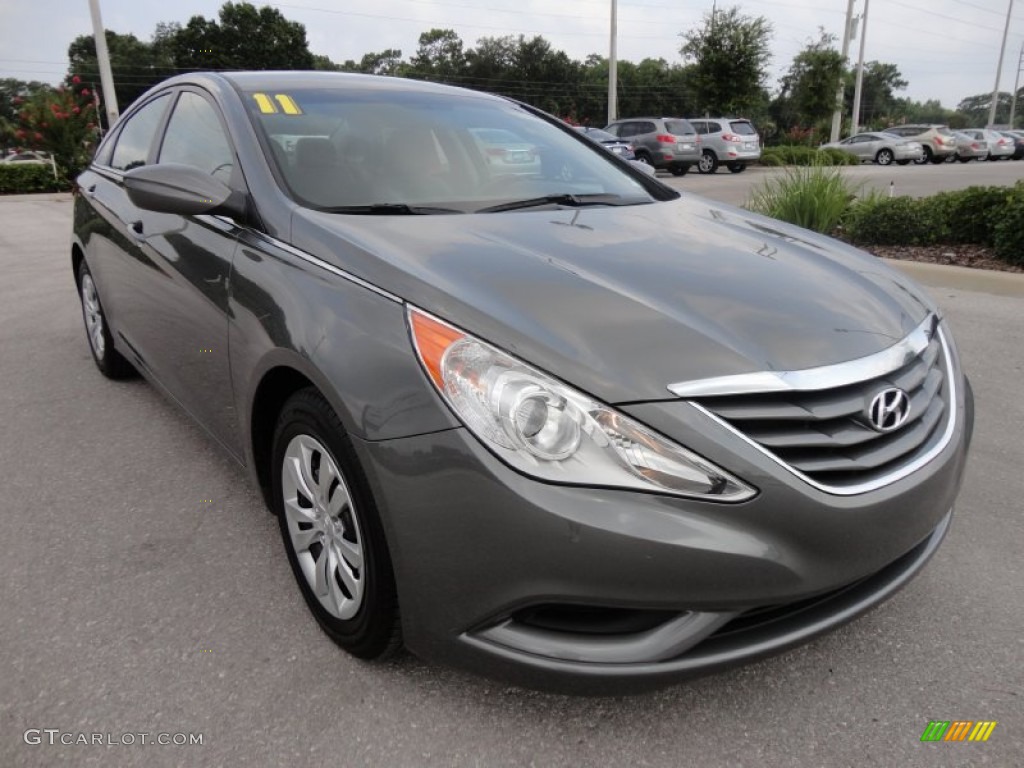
[71,72,973,694]
[822,132,924,165]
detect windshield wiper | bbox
[319,203,464,215]
[476,193,644,213]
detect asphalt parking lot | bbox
[1,192,1022,767]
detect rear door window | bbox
[665,119,695,136]
[639,121,657,134]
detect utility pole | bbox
[988,0,1014,128]
[851,0,870,134]
[1009,41,1024,129]
[830,0,857,142]
[87,0,119,128]
[607,0,618,125]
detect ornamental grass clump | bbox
[745,163,859,235]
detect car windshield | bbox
[244,86,662,213]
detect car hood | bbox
[291,196,936,404]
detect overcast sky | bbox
[2,0,1023,110]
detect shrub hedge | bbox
[843,183,1024,266]
[759,146,859,167]
[0,163,67,194]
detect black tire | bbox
[930,153,945,164]
[670,165,689,176]
[896,159,911,165]
[697,150,718,174]
[634,152,654,168]
[271,387,401,659]
[727,162,746,173]
[875,149,894,166]
[77,260,136,379]
[957,155,972,163]
[914,146,931,165]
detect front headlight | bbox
[409,307,756,502]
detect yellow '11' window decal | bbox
[252,93,303,115]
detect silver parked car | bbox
[688,118,761,173]
[962,129,1014,160]
[72,72,973,693]
[603,117,700,175]
[821,132,924,165]
[952,131,989,162]
[884,124,958,164]
[574,126,636,161]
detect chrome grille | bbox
[695,329,952,490]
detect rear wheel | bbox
[670,165,689,177]
[727,162,746,173]
[634,152,654,168]
[272,388,401,659]
[930,153,945,164]
[697,151,718,174]
[875,149,894,166]
[914,146,932,165]
[77,261,135,379]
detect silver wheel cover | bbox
[81,274,105,358]
[281,434,365,620]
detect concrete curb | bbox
[0,192,74,203]
[883,258,1024,298]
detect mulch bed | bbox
[864,243,1023,273]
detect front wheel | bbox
[697,151,719,174]
[727,162,746,173]
[875,149,894,166]
[272,388,401,659]
[77,261,135,379]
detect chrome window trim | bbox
[667,314,939,398]
[248,231,402,304]
[686,327,958,496]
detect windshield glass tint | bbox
[245,87,655,211]
[664,120,695,136]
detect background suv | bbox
[884,124,957,164]
[688,118,761,173]
[603,117,700,175]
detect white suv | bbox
[688,118,761,174]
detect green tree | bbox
[410,29,467,81]
[844,61,907,126]
[66,30,173,115]
[680,5,772,116]
[343,49,405,75]
[776,31,845,130]
[955,92,1013,127]
[173,2,314,71]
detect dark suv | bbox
[603,117,701,175]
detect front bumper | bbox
[353,375,972,693]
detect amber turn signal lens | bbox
[409,309,465,389]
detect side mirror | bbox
[124,163,245,219]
